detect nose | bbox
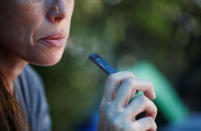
[47,0,67,24]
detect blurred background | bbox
[33,0,201,130]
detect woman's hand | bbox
[98,71,157,131]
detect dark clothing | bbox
[14,65,51,131]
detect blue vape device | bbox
[89,53,117,75]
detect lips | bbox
[39,33,67,47]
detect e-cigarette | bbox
[88,53,117,75]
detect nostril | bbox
[54,16,63,23]
[47,4,66,24]
[47,12,65,24]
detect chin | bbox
[29,52,63,66]
[30,58,61,66]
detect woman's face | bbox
[0,0,74,66]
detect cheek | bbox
[0,1,44,52]
[13,2,44,43]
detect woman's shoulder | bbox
[18,64,47,103]
[15,64,46,106]
[15,65,51,130]
[21,65,43,86]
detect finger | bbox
[102,71,136,102]
[132,117,157,131]
[113,78,156,108]
[123,78,156,99]
[125,95,157,120]
[112,78,137,108]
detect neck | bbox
[0,49,27,92]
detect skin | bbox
[0,0,157,130]
[99,72,157,131]
[0,0,74,89]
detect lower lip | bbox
[40,38,67,47]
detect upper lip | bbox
[39,32,67,40]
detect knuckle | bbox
[153,103,158,113]
[107,71,136,83]
[147,117,155,125]
[149,100,157,114]
[127,78,135,84]
[144,80,154,90]
[126,71,136,78]
[138,95,148,104]
[124,78,135,88]
[146,80,153,87]
[122,79,137,94]
[132,122,141,131]
[107,74,118,82]
[120,71,136,79]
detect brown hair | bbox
[0,72,28,131]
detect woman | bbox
[0,0,157,130]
